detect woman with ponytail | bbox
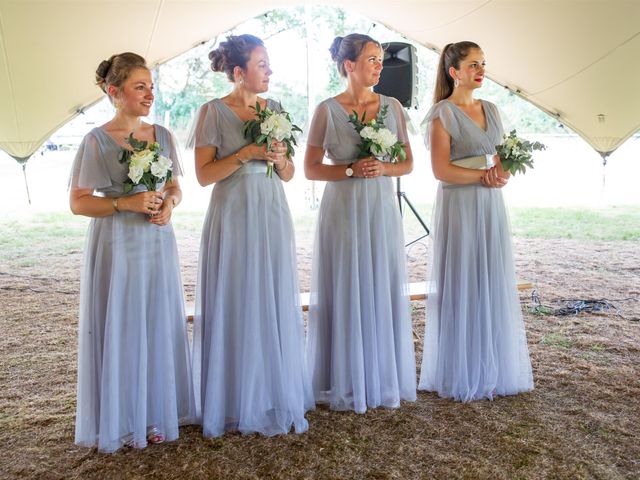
[304,33,416,413]
[419,42,534,401]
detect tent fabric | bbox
[0,0,638,159]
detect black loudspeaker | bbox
[374,42,418,108]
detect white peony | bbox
[360,125,377,140]
[150,155,172,178]
[129,149,155,172]
[128,164,144,183]
[374,128,398,151]
[261,113,293,141]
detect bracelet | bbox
[112,197,120,213]
[234,151,245,165]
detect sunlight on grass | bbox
[508,206,640,240]
[0,205,637,267]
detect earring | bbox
[454,78,460,88]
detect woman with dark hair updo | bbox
[304,33,416,413]
[69,52,195,452]
[419,41,533,401]
[188,34,313,437]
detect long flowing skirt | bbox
[192,166,314,437]
[419,183,534,401]
[75,210,196,453]
[307,176,416,413]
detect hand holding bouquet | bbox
[348,105,406,163]
[495,130,546,176]
[242,102,302,177]
[118,133,173,193]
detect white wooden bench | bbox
[185,280,533,321]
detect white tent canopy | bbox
[1,0,638,160]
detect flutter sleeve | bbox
[420,100,460,149]
[68,130,112,190]
[488,101,510,138]
[387,96,410,144]
[157,125,184,177]
[186,101,221,149]
[306,100,339,150]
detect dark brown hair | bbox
[209,34,265,82]
[433,41,481,103]
[95,52,147,94]
[329,33,381,77]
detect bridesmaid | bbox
[190,34,313,437]
[69,52,195,452]
[304,34,416,413]
[419,41,534,401]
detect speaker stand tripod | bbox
[396,177,429,246]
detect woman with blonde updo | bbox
[70,52,195,452]
[304,33,417,413]
[189,34,313,437]
[419,41,533,401]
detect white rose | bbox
[130,149,155,172]
[150,155,172,178]
[128,164,144,183]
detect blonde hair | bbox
[95,52,147,95]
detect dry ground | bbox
[0,223,639,479]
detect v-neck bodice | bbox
[423,98,505,162]
[188,97,281,160]
[445,99,488,132]
[307,94,409,165]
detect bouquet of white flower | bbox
[495,130,546,176]
[242,102,302,177]
[118,133,173,193]
[348,105,406,163]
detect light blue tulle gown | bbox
[189,98,314,437]
[71,125,196,453]
[306,95,417,413]
[419,99,534,402]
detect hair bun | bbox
[208,47,226,73]
[96,59,112,81]
[329,36,344,61]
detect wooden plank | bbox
[185,280,532,321]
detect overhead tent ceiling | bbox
[1,0,639,160]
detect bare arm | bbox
[70,187,163,218]
[195,142,288,186]
[149,176,182,226]
[274,155,295,182]
[430,119,487,185]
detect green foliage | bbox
[118,133,172,193]
[496,130,546,175]
[242,101,302,177]
[347,105,407,162]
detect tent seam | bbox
[425,0,494,31]
[0,3,21,140]
[145,0,165,59]
[532,30,640,95]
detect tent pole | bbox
[22,164,32,205]
[10,154,32,205]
